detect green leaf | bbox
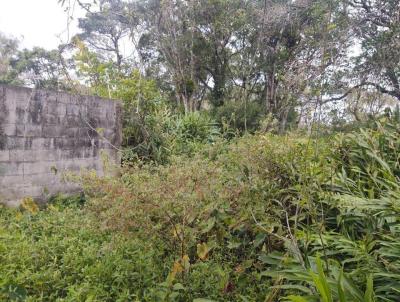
[271,284,312,294]
[201,217,216,233]
[197,242,211,260]
[310,255,332,302]
[253,233,266,247]
[364,275,374,302]
[173,283,185,291]
[338,271,347,302]
[258,252,285,265]
[227,241,241,249]
[285,295,309,302]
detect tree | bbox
[135,0,253,112]
[76,0,131,71]
[153,0,200,112]
[0,32,20,85]
[251,0,351,130]
[348,0,400,101]
[191,0,250,108]
[9,47,70,90]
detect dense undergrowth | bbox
[1,118,400,301]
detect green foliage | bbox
[2,118,400,301]
[0,32,20,85]
[73,40,174,163]
[0,33,68,89]
[121,100,173,163]
[9,47,67,89]
[171,112,221,155]
[212,101,264,133]
[332,118,400,199]
[0,202,167,301]
[259,118,400,301]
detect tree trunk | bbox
[264,71,277,114]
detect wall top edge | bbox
[0,84,122,105]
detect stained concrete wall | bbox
[0,85,122,206]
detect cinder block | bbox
[22,101,45,124]
[16,124,25,136]
[0,184,29,200]
[23,161,62,175]
[61,127,80,138]
[42,113,60,125]
[27,173,59,186]
[54,137,75,150]
[1,199,21,207]
[66,104,81,116]
[58,149,74,160]
[24,124,43,137]
[0,150,9,162]
[4,137,30,150]
[9,150,26,162]
[5,86,31,108]
[1,97,17,124]
[0,175,25,186]
[47,102,66,116]
[0,162,24,176]
[42,125,63,138]
[45,183,81,196]
[9,149,59,162]
[1,124,17,136]
[23,185,45,198]
[61,115,82,127]
[31,138,55,150]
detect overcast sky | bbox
[0,0,85,49]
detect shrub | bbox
[71,133,322,301]
[171,112,221,155]
[212,101,264,133]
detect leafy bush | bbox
[71,133,325,301]
[171,112,221,155]
[212,101,264,133]
[260,118,400,301]
[121,100,174,164]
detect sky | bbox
[0,0,85,49]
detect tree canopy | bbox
[2,0,399,132]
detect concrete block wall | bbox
[0,85,122,206]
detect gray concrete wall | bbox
[0,85,122,206]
